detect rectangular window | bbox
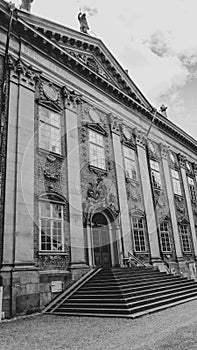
[40,201,64,251]
[160,221,171,252]
[150,160,162,189]
[123,146,137,180]
[179,224,191,252]
[132,217,146,252]
[39,106,61,154]
[89,130,105,169]
[188,177,197,202]
[171,169,182,195]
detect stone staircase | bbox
[46,267,197,318]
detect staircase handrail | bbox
[43,267,102,314]
[127,251,151,268]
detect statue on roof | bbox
[20,0,33,12]
[78,12,89,34]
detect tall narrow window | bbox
[179,224,190,252]
[123,146,137,180]
[89,129,105,169]
[160,221,171,252]
[150,160,162,189]
[132,217,146,252]
[39,106,61,154]
[188,177,197,202]
[40,201,64,251]
[171,169,182,195]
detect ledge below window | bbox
[38,148,64,160]
[88,164,108,175]
[38,251,69,256]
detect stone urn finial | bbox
[160,104,168,118]
[20,0,33,12]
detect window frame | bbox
[149,159,162,189]
[159,220,171,252]
[131,216,146,252]
[187,176,197,202]
[171,169,182,196]
[39,200,64,252]
[179,224,191,253]
[89,129,106,170]
[39,105,62,155]
[123,145,138,181]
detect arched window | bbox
[39,194,65,252]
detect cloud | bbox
[82,6,98,17]
[143,31,172,58]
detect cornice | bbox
[1,3,197,156]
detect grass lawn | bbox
[1,299,197,350]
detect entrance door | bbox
[92,213,111,268]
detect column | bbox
[3,61,35,268]
[134,128,161,265]
[178,154,197,258]
[160,144,183,260]
[110,117,132,260]
[63,88,87,270]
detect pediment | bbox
[17,11,153,110]
[37,99,62,113]
[61,48,119,87]
[130,209,145,217]
[87,123,107,135]
[178,218,190,225]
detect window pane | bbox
[173,178,182,195]
[123,146,135,160]
[171,169,179,179]
[41,202,51,217]
[150,160,159,171]
[52,204,62,219]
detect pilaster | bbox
[110,115,132,259]
[178,153,197,258]
[63,87,87,270]
[160,144,183,260]
[3,59,37,268]
[134,128,161,266]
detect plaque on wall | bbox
[51,281,63,293]
[123,125,131,140]
[43,83,58,102]
[89,109,100,123]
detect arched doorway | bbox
[92,212,112,268]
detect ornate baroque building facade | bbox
[1,1,197,317]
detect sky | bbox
[12,0,197,140]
